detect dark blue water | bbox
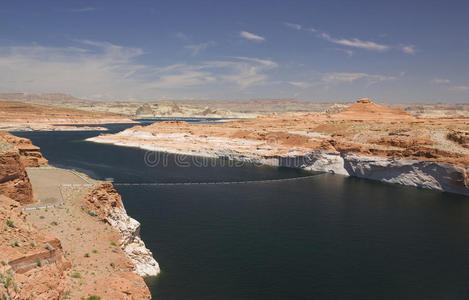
[14,124,469,300]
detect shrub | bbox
[86,296,101,300]
[71,273,81,279]
[6,219,14,228]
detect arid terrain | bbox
[2,93,468,119]
[0,100,134,131]
[89,98,469,195]
[0,131,158,299]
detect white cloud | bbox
[143,69,216,89]
[0,42,277,100]
[321,72,396,85]
[240,31,265,41]
[288,81,311,88]
[287,72,397,90]
[284,23,414,54]
[205,57,277,89]
[321,33,389,51]
[401,45,416,54]
[450,85,469,91]
[184,41,216,56]
[305,28,317,33]
[432,78,450,84]
[284,22,302,30]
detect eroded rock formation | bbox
[88,98,469,195]
[0,148,33,204]
[0,131,48,167]
[84,183,160,277]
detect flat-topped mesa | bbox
[357,97,373,104]
[333,97,414,121]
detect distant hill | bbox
[333,98,414,120]
[0,93,93,103]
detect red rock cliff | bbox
[0,148,33,204]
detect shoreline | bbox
[87,135,469,196]
[0,131,158,298]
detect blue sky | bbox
[1,0,469,103]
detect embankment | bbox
[87,135,469,196]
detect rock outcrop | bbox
[0,148,33,204]
[84,183,160,277]
[0,131,48,167]
[0,100,135,131]
[0,131,48,204]
[333,97,415,120]
[0,195,71,299]
[88,97,469,195]
[1,131,157,298]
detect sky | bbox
[1,0,469,103]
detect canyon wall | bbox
[90,133,469,196]
[84,183,160,277]
[227,150,469,196]
[220,150,469,195]
[0,131,48,204]
[0,148,34,204]
[1,132,158,299]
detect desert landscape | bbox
[89,98,469,195]
[2,93,468,120]
[1,94,469,299]
[2,1,469,298]
[0,131,158,299]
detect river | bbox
[15,121,469,300]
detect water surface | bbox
[15,124,469,300]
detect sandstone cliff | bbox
[1,132,157,299]
[0,131,48,167]
[0,148,33,204]
[84,183,160,277]
[0,131,48,204]
[88,98,469,195]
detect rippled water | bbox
[15,123,469,300]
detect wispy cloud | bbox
[450,85,469,91]
[0,42,277,99]
[321,72,397,85]
[240,31,265,42]
[174,32,189,41]
[284,22,415,54]
[67,7,96,12]
[288,81,311,88]
[320,33,389,51]
[288,72,396,89]
[401,45,416,55]
[284,22,302,30]
[432,78,450,84]
[205,57,277,89]
[184,41,216,56]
